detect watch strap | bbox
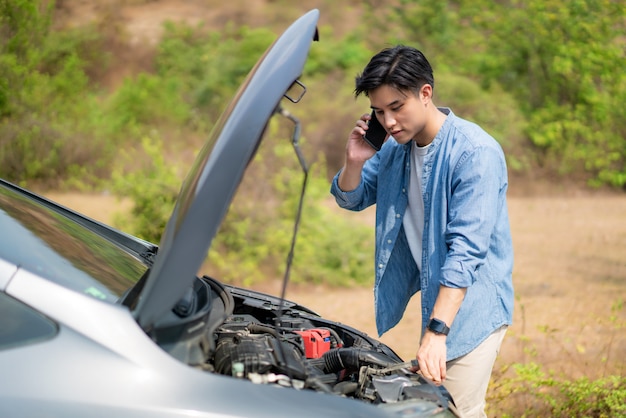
[427,318,450,336]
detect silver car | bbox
[0,9,455,418]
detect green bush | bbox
[106,73,192,136]
[155,22,277,116]
[207,125,374,287]
[488,298,625,416]
[476,0,626,187]
[3,0,626,189]
[365,0,626,188]
[304,28,373,76]
[435,72,529,171]
[112,135,181,244]
[0,0,114,186]
[291,173,374,287]
[269,141,374,287]
[492,362,626,417]
[111,123,375,288]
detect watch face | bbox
[428,318,450,335]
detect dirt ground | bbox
[47,188,626,383]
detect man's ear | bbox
[420,84,434,102]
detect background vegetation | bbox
[1,0,624,415]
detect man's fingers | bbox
[440,358,447,381]
[428,360,442,383]
[415,357,445,385]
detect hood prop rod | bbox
[277,105,309,289]
[271,105,308,388]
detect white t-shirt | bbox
[403,141,431,273]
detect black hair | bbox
[354,45,435,98]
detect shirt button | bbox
[387,239,392,244]
[378,264,384,269]
[396,214,401,218]
[402,188,406,193]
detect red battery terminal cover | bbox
[294,329,331,359]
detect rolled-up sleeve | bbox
[440,144,507,288]
[330,171,367,210]
[330,152,382,211]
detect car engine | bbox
[200,280,453,414]
[153,276,454,416]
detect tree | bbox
[479,0,626,186]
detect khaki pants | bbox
[444,326,507,418]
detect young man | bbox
[330,45,514,417]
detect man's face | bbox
[368,84,432,146]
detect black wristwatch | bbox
[427,318,450,336]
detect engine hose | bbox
[332,381,359,395]
[247,323,280,338]
[315,327,344,348]
[322,348,395,373]
[305,376,334,394]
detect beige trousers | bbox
[443,326,508,418]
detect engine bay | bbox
[160,276,456,413]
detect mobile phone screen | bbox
[363,113,387,151]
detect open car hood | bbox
[133,9,320,330]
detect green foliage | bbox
[2,0,626,188]
[0,0,52,61]
[365,0,626,187]
[280,151,374,287]
[105,20,378,287]
[293,184,374,287]
[106,73,192,136]
[435,72,528,169]
[304,27,373,76]
[0,0,114,185]
[489,298,625,416]
[108,119,375,288]
[112,136,181,244]
[476,0,626,186]
[207,124,374,287]
[493,363,626,417]
[155,22,277,118]
[384,0,461,57]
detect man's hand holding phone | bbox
[346,113,388,160]
[339,113,388,191]
[345,114,378,160]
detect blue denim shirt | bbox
[331,109,514,360]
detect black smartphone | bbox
[363,113,387,151]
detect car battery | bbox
[294,329,331,359]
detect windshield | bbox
[0,184,147,302]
